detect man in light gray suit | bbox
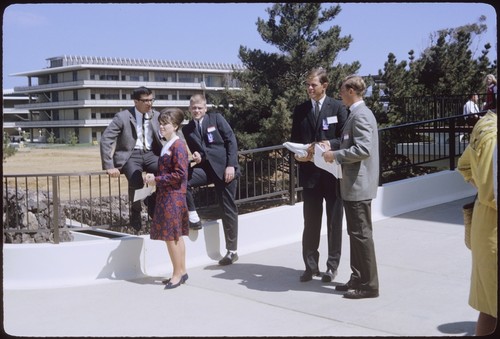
[100,87,163,232]
[322,75,380,299]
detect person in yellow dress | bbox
[457,110,497,335]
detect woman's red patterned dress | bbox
[150,138,189,241]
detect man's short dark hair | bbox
[132,87,152,100]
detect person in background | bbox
[144,108,189,290]
[100,87,162,232]
[182,94,240,266]
[321,75,379,299]
[291,67,347,283]
[457,110,497,335]
[463,93,480,126]
[483,74,497,110]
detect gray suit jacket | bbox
[100,107,162,170]
[332,102,379,201]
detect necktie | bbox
[197,120,203,137]
[314,101,320,119]
[142,114,148,151]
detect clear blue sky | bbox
[2,2,497,89]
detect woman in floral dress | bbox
[145,108,189,289]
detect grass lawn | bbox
[3,143,103,175]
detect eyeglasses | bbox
[138,98,155,103]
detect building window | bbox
[155,90,176,100]
[99,74,119,81]
[178,91,195,100]
[123,71,149,82]
[92,108,117,119]
[154,72,176,82]
[50,59,63,68]
[100,93,120,100]
[178,73,197,83]
[205,75,224,87]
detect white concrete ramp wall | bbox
[3,170,475,290]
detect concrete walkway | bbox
[2,197,478,337]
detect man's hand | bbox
[144,173,156,186]
[224,166,235,183]
[294,143,314,162]
[318,140,331,151]
[192,151,202,164]
[106,168,121,178]
[322,150,335,163]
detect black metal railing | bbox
[394,94,486,124]
[378,112,485,183]
[3,112,484,243]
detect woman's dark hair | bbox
[159,108,185,131]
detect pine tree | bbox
[218,3,358,149]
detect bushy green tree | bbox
[219,3,359,149]
[381,15,496,98]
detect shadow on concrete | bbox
[96,237,144,281]
[203,262,345,295]
[437,321,475,336]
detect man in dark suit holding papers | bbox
[290,67,347,283]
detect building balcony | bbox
[13,80,229,94]
[4,119,113,129]
[14,99,191,110]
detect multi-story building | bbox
[3,89,31,142]
[8,55,243,143]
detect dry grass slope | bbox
[3,145,103,175]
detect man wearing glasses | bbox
[100,86,163,232]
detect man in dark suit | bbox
[182,94,240,265]
[291,67,347,283]
[100,87,163,232]
[322,75,380,299]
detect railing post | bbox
[288,152,296,205]
[449,119,456,170]
[52,175,60,244]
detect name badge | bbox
[322,119,329,130]
[342,133,349,142]
[207,126,216,133]
[327,116,338,124]
[207,133,214,143]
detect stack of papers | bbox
[313,144,342,179]
[283,141,342,179]
[282,142,309,157]
[133,185,154,202]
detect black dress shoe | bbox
[189,220,202,230]
[321,269,338,283]
[219,251,238,265]
[300,271,320,282]
[162,273,189,285]
[335,280,356,291]
[164,279,183,290]
[130,214,142,232]
[343,289,379,299]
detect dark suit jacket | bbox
[291,96,347,188]
[182,112,240,180]
[100,107,162,170]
